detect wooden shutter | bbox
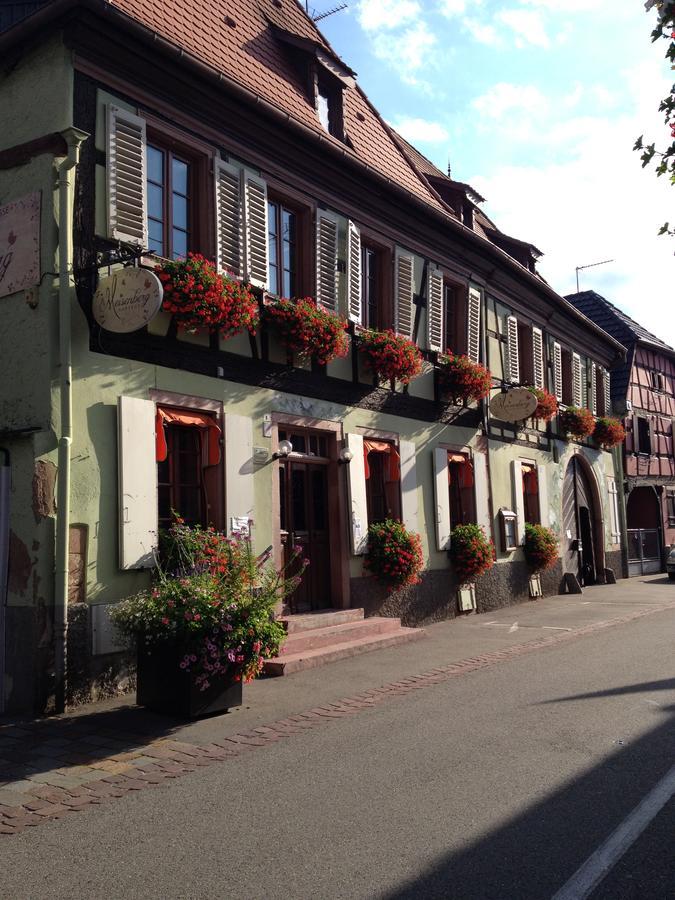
[512,459,525,545]
[607,477,620,543]
[224,414,253,535]
[506,315,520,383]
[243,171,268,289]
[214,159,243,278]
[590,363,598,415]
[572,353,583,407]
[426,266,444,352]
[604,369,611,416]
[473,451,491,537]
[532,327,545,389]
[346,220,362,323]
[467,287,481,363]
[434,447,451,551]
[346,433,368,554]
[117,396,157,569]
[316,209,339,310]
[107,105,148,246]
[552,342,563,401]
[399,439,418,534]
[538,465,549,527]
[395,249,414,338]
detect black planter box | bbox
[137,641,243,718]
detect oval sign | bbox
[93,268,163,333]
[489,387,538,422]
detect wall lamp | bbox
[273,439,293,459]
[339,447,354,464]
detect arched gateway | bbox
[561,455,605,587]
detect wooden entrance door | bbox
[562,457,598,586]
[279,449,331,614]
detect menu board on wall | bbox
[0,192,40,300]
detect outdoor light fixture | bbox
[339,447,354,464]
[273,439,293,459]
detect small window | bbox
[267,200,297,297]
[364,440,401,525]
[448,453,476,526]
[561,348,573,406]
[444,283,468,355]
[666,492,675,527]
[636,417,652,455]
[650,370,665,392]
[517,322,534,386]
[146,144,192,259]
[316,73,343,139]
[521,463,540,526]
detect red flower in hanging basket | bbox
[593,417,626,449]
[364,519,424,590]
[358,329,423,384]
[265,297,349,365]
[437,353,493,405]
[559,406,595,440]
[523,523,558,573]
[156,254,258,336]
[527,387,558,421]
[449,523,494,583]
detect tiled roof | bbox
[565,291,674,353]
[103,0,445,210]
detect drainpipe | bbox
[54,127,88,713]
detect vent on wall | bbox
[0,1,51,33]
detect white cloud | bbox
[461,18,502,46]
[471,82,548,119]
[438,0,468,16]
[390,116,450,143]
[372,22,437,86]
[520,0,607,10]
[357,0,421,31]
[496,8,550,47]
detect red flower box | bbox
[437,353,492,405]
[358,329,423,385]
[364,519,424,590]
[523,524,558,573]
[559,407,595,440]
[449,524,494,583]
[157,254,258,336]
[528,387,558,422]
[265,297,349,365]
[593,417,626,449]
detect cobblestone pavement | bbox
[2,587,674,838]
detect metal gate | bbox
[627,528,661,576]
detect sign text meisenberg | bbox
[93,268,163,333]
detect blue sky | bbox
[316,0,674,347]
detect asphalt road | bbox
[3,608,675,899]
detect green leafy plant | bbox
[358,329,423,385]
[559,407,595,440]
[523,523,558,573]
[111,519,306,688]
[437,353,493,405]
[449,524,494,583]
[364,519,424,590]
[265,297,349,365]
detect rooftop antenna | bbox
[575,258,614,293]
[312,4,348,22]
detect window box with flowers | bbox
[265,297,349,366]
[449,523,494,584]
[156,254,259,337]
[593,417,626,449]
[364,519,424,591]
[436,353,493,406]
[527,387,558,422]
[357,329,423,386]
[559,407,595,441]
[523,523,558,573]
[110,519,305,718]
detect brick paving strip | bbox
[1,599,674,837]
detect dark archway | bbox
[561,454,605,587]
[626,486,662,576]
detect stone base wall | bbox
[66,604,135,708]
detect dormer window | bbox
[315,71,343,139]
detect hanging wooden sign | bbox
[93,268,163,333]
[489,387,538,422]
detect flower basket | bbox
[364,519,424,590]
[156,254,258,336]
[265,297,349,365]
[559,406,595,440]
[358,329,423,385]
[449,523,494,583]
[593,417,626,449]
[437,353,492,405]
[523,523,558,573]
[110,520,306,718]
[527,387,558,422]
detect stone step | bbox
[263,627,425,676]
[282,616,404,654]
[280,608,365,634]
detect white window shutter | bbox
[107,105,148,246]
[427,266,444,352]
[399,439,418,534]
[553,342,563,401]
[604,368,612,416]
[590,363,598,415]
[532,327,545,390]
[512,460,525,545]
[224,414,253,534]
[346,220,362,323]
[215,159,243,278]
[346,433,368,554]
[467,287,481,363]
[473,451,491,538]
[572,353,583,407]
[117,396,157,569]
[395,249,414,339]
[607,477,620,543]
[538,465,549,527]
[506,315,520,383]
[316,209,339,310]
[434,447,451,551]
[243,170,268,289]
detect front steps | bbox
[263,608,425,676]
